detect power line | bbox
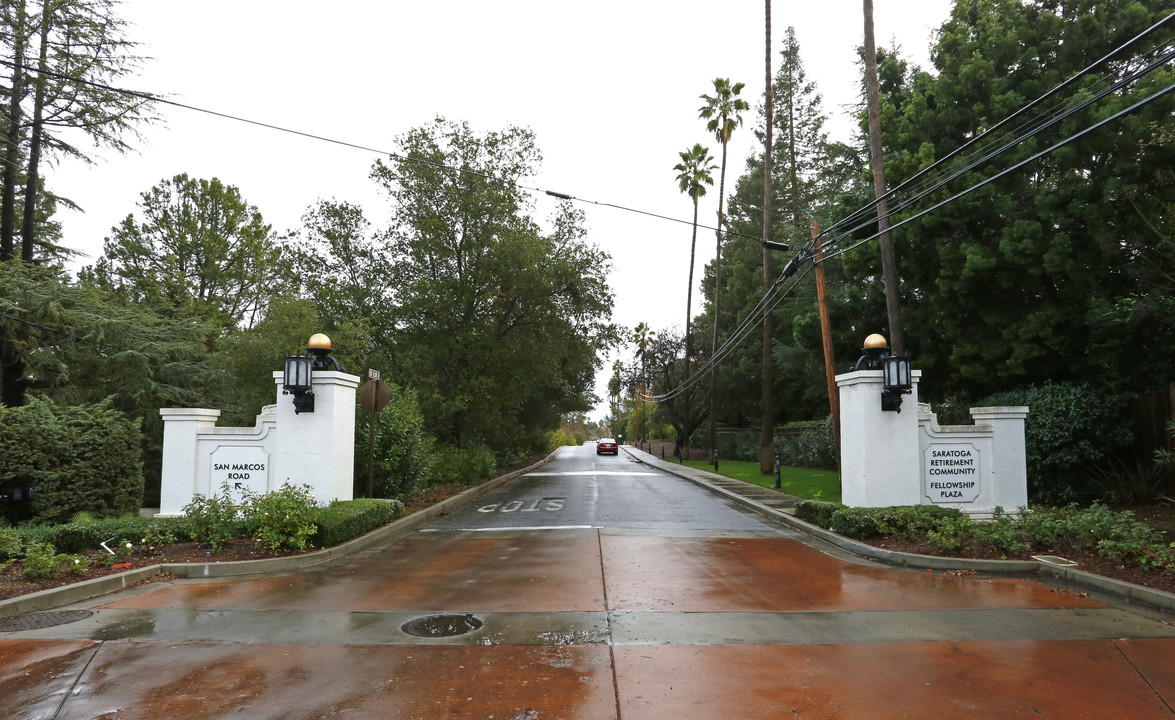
[0,57,762,242]
[645,18,1175,402]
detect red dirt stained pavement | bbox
[601,536,1105,613]
[54,642,616,720]
[103,532,607,613]
[613,640,1173,719]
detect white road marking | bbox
[422,525,595,533]
[526,471,658,476]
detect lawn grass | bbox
[683,459,841,504]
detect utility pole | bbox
[759,0,775,475]
[812,220,840,453]
[863,0,906,355]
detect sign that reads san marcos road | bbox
[210,446,270,499]
[924,443,981,503]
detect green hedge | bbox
[0,397,144,523]
[793,502,1171,571]
[15,516,188,553]
[312,498,404,547]
[773,418,838,469]
[795,500,841,528]
[979,382,1132,503]
[425,443,497,487]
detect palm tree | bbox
[698,77,749,463]
[673,143,716,381]
[631,322,656,442]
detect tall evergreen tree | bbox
[81,174,286,338]
[854,0,1175,400]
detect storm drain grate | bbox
[0,610,93,632]
[401,614,483,638]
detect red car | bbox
[596,438,618,455]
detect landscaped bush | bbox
[0,397,144,524]
[717,430,759,463]
[353,384,433,500]
[774,418,838,469]
[241,483,320,552]
[312,498,403,547]
[182,484,246,551]
[547,427,576,450]
[795,500,840,528]
[811,502,1171,571]
[35,516,176,553]
[425,443,497,487]
[978,382,1133,503]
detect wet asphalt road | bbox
[425,444,774,532]
[3,444,1175,718]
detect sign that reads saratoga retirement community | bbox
[924,443,981,503]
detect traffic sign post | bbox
[359,371,391,497]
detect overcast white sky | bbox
[50,0,953,419]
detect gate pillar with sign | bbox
[837,369,1028,519]
[919,405,1029,518]
[157,369,359,516]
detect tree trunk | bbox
[863,0,906,355]
[709,140,729,465]
[21,3,51,263]
[759,0,775,474]
[1,0,27,262]
[685,196,699,462]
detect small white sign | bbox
[368,368,381,380]
[924,443,981,503]
[210,446,270,500]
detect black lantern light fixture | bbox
[283,334,346,415]
[283,351,315,414]
[881,354,912,412]
[852,333,912,413]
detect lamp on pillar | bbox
[283,352,314,414]
[881,354,912,412]
[283,333,344,415]
[852,333,912,413]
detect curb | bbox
[622,446,1175,614]
[0,451,557,619]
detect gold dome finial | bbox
[863,333,888,349]
[308,333,331,350]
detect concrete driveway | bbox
[3,445,1174,718]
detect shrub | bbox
[241,484,320,552]
[22,542,66,580]
[0,527,23,560]
[717,431,759,463]
[0,397,144,524]
[828,507,884,538]
[874,505,964,540]
[927,516,972,552]
[40,516,168,553]
[182,484,243,551]
[101,540,135,567]
[312,498,403,547]
[425,444,497,487]
[774,418,838,469]
[967,511,1030,556]
[354,385,433,499]
[979,382,1132,503]
[795,500,840,528]
[1085,458,1169,505]
[547,428,576,450]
